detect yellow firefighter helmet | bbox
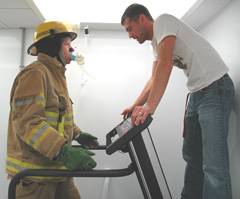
[27,21,77,55]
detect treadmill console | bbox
[106,115,153,155]
[116,117,133,136]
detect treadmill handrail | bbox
[72,145,106,150]
[8,164,134,199]
[8,145,134,199]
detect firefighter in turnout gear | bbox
[6,21,99,199]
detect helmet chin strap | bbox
[57,37,71,67]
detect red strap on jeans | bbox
[183,93,190,137]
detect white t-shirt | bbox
[151,13,229,92]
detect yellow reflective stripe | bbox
[65,112,73,117]
[26,122,45,145]
[26,176,63,180]
[26,122,53,149]
[6,156,67,180]
[45,111,74,126]
[64,112,74,125]
[33,126,52,149]
[57,112,74,135]
[46,111,59,126]
[58,115,65,137]
[11,92,45,112]
[7,156,66,170]
[36,30,50,40]
[6,164,18,173]
[10,101,13,111]
[25,111,74,144]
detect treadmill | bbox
[8,115,172,199]
[106,115,172,199]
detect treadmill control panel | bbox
[106,115,153,155]
[116,117,133,136]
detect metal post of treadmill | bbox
[128,133,163,199]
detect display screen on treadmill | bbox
[117,117,133,136]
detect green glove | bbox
[76,131,99,149]
[57,144,97,171]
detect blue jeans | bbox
[181,74,234,199]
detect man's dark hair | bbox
[121,3,153,25]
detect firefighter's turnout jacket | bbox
[6,53,81,182]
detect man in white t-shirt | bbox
[121,3,234,199]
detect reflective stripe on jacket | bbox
[6,53,80,182]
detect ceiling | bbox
[0,0,237,31]
[181,0,237,30]
[0,0,44,29]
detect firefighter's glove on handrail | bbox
[76,131,99,149]
[57,144,97,171]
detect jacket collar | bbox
[37,53,66,74]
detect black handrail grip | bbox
[8,164,134,199]
[72,145,106,150]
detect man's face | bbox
[123,17,147,44]
[62,39,73,64]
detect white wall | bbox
[199,1,240,198]
[0,1,239,198]
[0,28,22,198]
